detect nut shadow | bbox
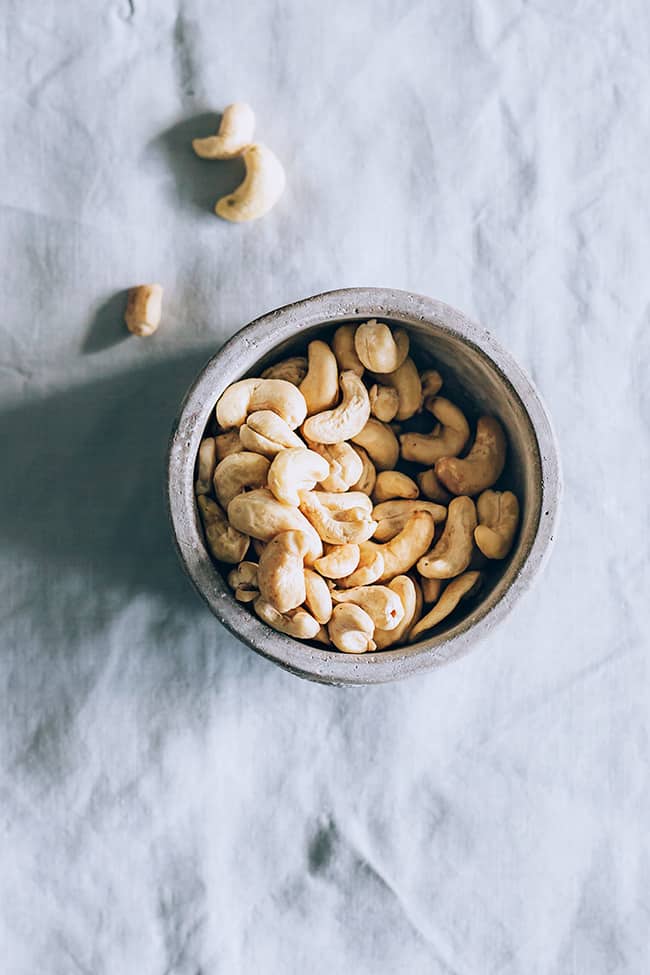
[82,289,132,355]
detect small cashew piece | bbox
[212,451,270,508]
[304,569,333,624]
[239,410,304,456]
[328,604,376,654]
[217,379,307,430]
[255,597,321,640]
[369,357,422,420]
[125,284,163,337]
[410,571,482,640]
[197,495,249,564]
[192,102,255,159]
[313,543,360,579]
[257,531,313,613]
[299,491,377,545]
[331,585,404,631]
[227,489,321,561]
[369,384,400,422]
[215,429,243,461]
[420,576,443,604]
[474,490,520,559]
[350,446,377,496]
[216,143,285,222]
[302,371,370,444]
[227,561,259,602]
[417,496,477,579]
[350,418,399,471]
[310,441,363,493]
[195,437,217,495]
[372,471,419,503]
[417,468,452,504]
[365,511,436,581]
[312,624,331,646]
[420,369,443,400]
[261,356,308,385]
[332,324,364,376]
[400,397,470,465]
[374,576,419,650]
[372,499,447,542]
[337,543,384,588]
[435,416,507,496]
[354,320,409,373]
[267,447,329,506]
[300,341,339,415]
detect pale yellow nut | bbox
[436,416,507,496]
[350,446,377,496]
[212,451,270,508]
[300,340,339,416]
[374,576,419,650]
[328,603,376,654]
[332,324,364,376]
[216,378,307,430]
[409,571,482,641]
[331,585,404,631]
[215,430,243,461]
[195,437,217,496]
[417,496,477,579]
[227,561,259,602]
[124,284,163,337]
[365,511,436,582]
[350,418,399,471]
[254,597,321,640]
[197,494,249,564]
[267,447,329,507]
[417,468,452,503]
[227,488,321,562]
[372,499,447,543]
[261,356,308,385]
[257,530,313,614]
[354,320,409,373]
[369,357,422,421]
[420,369,443,400]
[304,569,333,624]
[309,441,363,493]
[400,397,470,466]
[420,576,443,604]
[337,542,384,588]
[474,489,520,559]
[192,102,255,159]
[216,143,285,222]
[302,371,370,444]
[306,491,373,515]
[372,471,419,503]
[299,491,376,546]
[369,384,400,423]
[313,543,361,579]
[239,410,304,457]
[312,624,331,646]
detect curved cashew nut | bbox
[192,102,255,159]
[257,530,313,613]
[369,384,400,422]
[299,340,339,416]
[197,494,249,564]
[255,597,321,640]
[302,371,370,444]
[365,511,436,581]
[313,543,360,579]
[216,143,285,222]
[417,496,477,579]
[350,446,377,496]
[474,490,519,559]
[374,576,419,650]
[125,284,163,337]
[369,357,422,421]
[400,397,470,465]
[410,571,482,640]
[195,437,217,495]
[261,356,308,385]
[227,488,321,561]
[372,499,447,543]
[354,320,409,373]
[299,491,376,545]
[328,604,376,654]
[435,416,507,496]
[212,451,270,508]
[332,324,364,376]
[267,447,329,506]
[331,585,404,631]
[306,491,373,515]
[417,468,452,504]
[310,441,363,493]
[227,561,259,602]
[420,576,442,604]
[420,369,443,400]
[239,410,304,457]
[216,378,307,430]
[373,471,419,503]
[350,418,399,471]
[215,429,243,461]
[304,569,333,624]
[337,542,384,588]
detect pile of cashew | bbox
[195,320,521,653]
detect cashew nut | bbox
[257,530,313,613]
[331,585,404,631]
[374,576,419,650]
[328,604,376,654]
[417,468,452,504]
[420,369,443,400]
[192,102,255,159]
[400,397,470,465]
[255,597,321,640]
[215,429,243,461]
[305,491,373,515]
[435,416,507,496]
[420,576,442,604]
[216,143,285,222]
[239,410,304,456]
[350,418,399,471]
[369,357,422,421]
[337,542,384,588]
[310,441,363,493]
[365,511,436,581]
[267,447,329,506]
[312,625,331,646]
[474,490,519,559]
[313,543,360,579]
[299,491,376,545]
[372,499,447,542]
[369,384,400,422]
[227,561,259,602]
[216,379,307,430]
[417,496,477,579]
[304,569,333,624]
[354,320,409,373]
[350,445,377,496]
[302,371,370,444]
[372,471,419,503]
[299,340,339,416]
[197,494,249,564]
[124,283,163,337]
[261,356,308,385]
[227,488,321,560]
[213,451,270,508]
[332,324,364,376]
[409,571,482,640]
[195,437,217,495]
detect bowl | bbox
[167,288,561,685]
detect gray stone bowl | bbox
[167,288,561,684]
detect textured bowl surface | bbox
[167,288,561,684]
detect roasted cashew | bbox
[365,511,436,581]
[350,418,399,471]
[304,569,333,624]
[369,384,400,422]
[300,340,339,416]
[328,604,376,654]
[400,397,470,465]
[302,371,370,444]
[267,447,329,506]
[215,429,243,461]
[216,143,285,222]
[435,416,507,496]
[192,102,255,159]
[313,543,360,579]
[350,446,377,496]
[125,284,163,337]
[197,494,249,564]
[213,451,270,508]
[299,491,376,545]
[255,597,321,640]
[332,324,364,376]
[420,576,442,604]
[227,488,321,560]
[417,496,477,579]
[337,542,384,588]
[310,441,363,493]
[369,357,422,421]
[474,490,519,559]
[257,530,313,613]
[227,561,259,602]
[216,378,307,430]
[331,585,404,630]
[372,499,447,543]
[239,410,304,456]
[195,437,217,495]
[261,356,308,385]
[354,320,409,373]
[409,571,482,640]
[417,468,452,504]
[374,576,419,650]
[420,369,443,400]
[372,471,419,503]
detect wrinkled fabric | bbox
[1,1,649,972]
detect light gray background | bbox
[1,1,649,973]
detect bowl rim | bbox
[167,287,562,685]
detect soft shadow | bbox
[151,111,246,215]
[82,289,132,354]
